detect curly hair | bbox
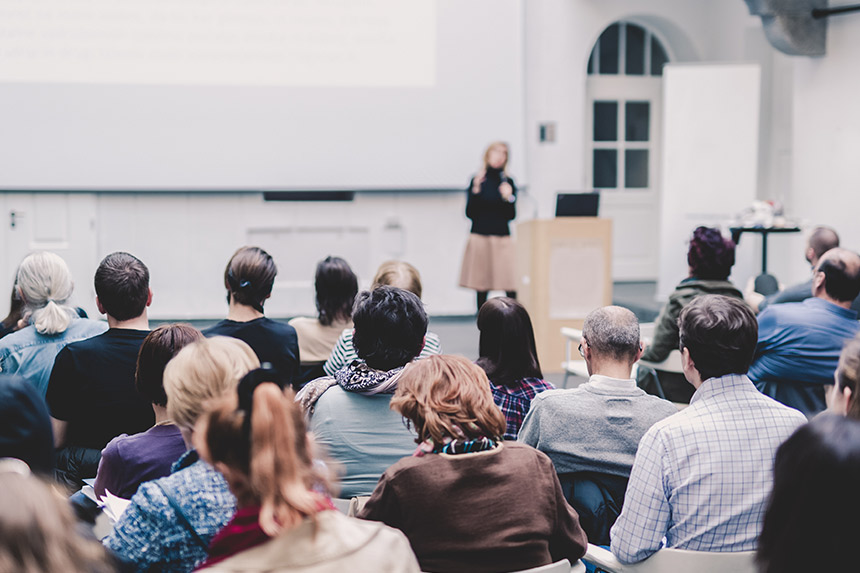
[687,226,736,280]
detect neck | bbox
[107,312,149,330]
[152,403,170,425]
[816,292,852,309]
[227,299,264,322]
[588,360,633,381]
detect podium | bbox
[516,218,613,374]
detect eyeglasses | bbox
[578,342,585,358]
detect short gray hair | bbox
[581,306,640,363]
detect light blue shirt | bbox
[310,386,417,498]
[610,374,806,564]
[0,317,107,396]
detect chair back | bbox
[510,559,573,573]
[584,543,757,573]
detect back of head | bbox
[352,285,428,371]
[679,294,757,382]
[476,297,542,385]
[391,355,506,445]
[837,332,860,420]
[808,226,839,262]
[758,414,860,573]
[196,381,326,537]
[135,323,204,408]
[224,246,277,312]
[0,375,53,476]
[687,226,735,281]
[94,252,150,321]
[0,470,113,573]
[816,248,860,303]
[314,256,358,327]
[372,260,423,299]
[163,336,260,430]
[582,305,641,364]
[16,251,76,335]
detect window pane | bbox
[593,101,618,142]
[588,47,596,74]
[594,149,618,188]
[651,36,668,76]
[625,150,649,188]
[625,102,650,142]
[598,24,620,75]
[625,24,645,75]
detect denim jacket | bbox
[0,318,108,396]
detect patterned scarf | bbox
[334,360,405,395]
[413,423,499,457]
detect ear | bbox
[95,296,106,316]
[806,247,816,265]
[145,288,153,307]
[634,343,645,363]
[812,269,826,292]
[681,347,696,373]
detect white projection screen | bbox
[0,0,525,190]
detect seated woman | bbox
[193,370,420,572]
[639,226,744,402]
[828,331,860,419]
[0,251,106,395]
[94,323,202,499]
[204,246,300,389]
[289,256,358,385]
[757,413,860,573]
[323,260,441,376]
[359,355,587,573]
[104,336,260,573]
[476,297,554,440]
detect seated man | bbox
[750,247,860,417]
[46,252,154,490]
[518,306,677,544]
[297,285,427,498]
[610,295,807,564]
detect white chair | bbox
[510,559,582,573]
[331,496,369,517]
[583,543,757,573]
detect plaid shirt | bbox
[490,377,555,440]
[610,374,806,564]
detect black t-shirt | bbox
[203,317,300,387]
[46,328,153,450]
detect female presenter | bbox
[459,141,518,313]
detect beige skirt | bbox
[459,233,517,292]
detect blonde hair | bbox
[372,260,423,299]
[16,252,77,335]
[196,384,329,537]
[481,141,509,173]
[391,355,506,444]
[0,472,113,573]
[164,336,260,430]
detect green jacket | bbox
[641,279,744,363]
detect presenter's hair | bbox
[687,226,735,281]
[94,252,150,321]
[476,297,542,386]
[678,295,756,381]
[164,336,260,430]
[352,286,428,371]
[481,141,509,172]
[371,260,423,299]
[16,251,77,335]
[315,256,358,327]
[392,355,506,444]
[135,323,204,408]
[224,246,277,310]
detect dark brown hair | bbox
[315,256,358,327]
[224,246,277,312]
[476,297,542,386]
[135,323,204,407]
[94,252,150,321]
[352,286,428,371]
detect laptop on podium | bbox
[555,192,600,217]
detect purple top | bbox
[94,423,187,499]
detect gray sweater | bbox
[518,375,678,477]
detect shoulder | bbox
[67,318,109,336]
[530,387,587,408]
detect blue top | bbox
[749,297,859,417]
[104,450,237,573]
[0,317,107,396]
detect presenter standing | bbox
[459,141,518,313]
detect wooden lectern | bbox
[516,218,613,374]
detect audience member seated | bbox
[0,462,115,573]
[519,306,677,545]
[359,355,587,573]
[476,296,553,440]
[0,252,107,396]
[828,331,860,419]
[94,323,202,500]
[757,413,860,573]
[0,277,25,339]
[193,369,420,572]
[289,256,358,386]
[298,286,427,498]
[610,295,806,564]
[323,260,441,376]
[750,247,860,417]
[639,226,744,403]
[46,252,155,490]
[204,246,300,389]
[0,374,54,476]
[105,336,259,573]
